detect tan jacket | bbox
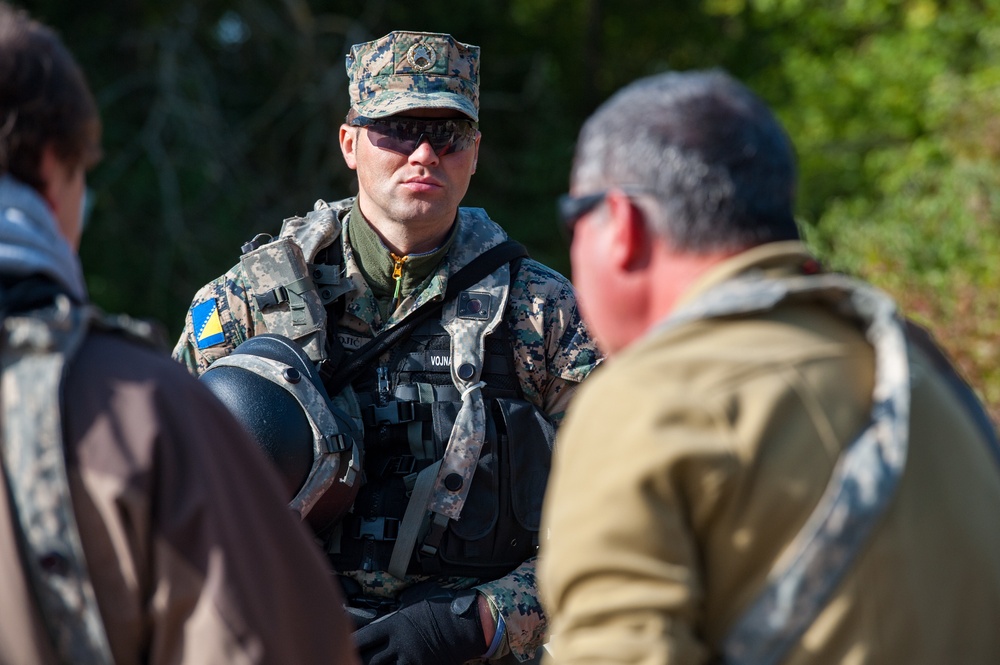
[540,242,1000,664]
[0,328,360,665]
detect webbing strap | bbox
[388,460,442,579]
[1,298,114,664]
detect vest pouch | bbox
[240,237,327,362]
[494,397,555,531]
[424,398,498,542]
[424,397,554,577]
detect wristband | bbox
[481,612,507,659]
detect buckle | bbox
[365,400,416,426]
[418,514,448,556]
[352,516,400,541]
[254,285,288,309]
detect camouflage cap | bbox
[346,31,480,121]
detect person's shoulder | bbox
[589,320,744,394]
[452,207,507,255]
[69,326,253,456]
[450,208,577,307]
[505,258,578,328]
[608,306,871,411]
[456,206,495,227]
[77,327,200,386]
[516,257,572,291]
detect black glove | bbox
[353,588,487,665]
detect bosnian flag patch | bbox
[192,299,225,349]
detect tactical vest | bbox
[330,297,554,579]
[247,204,555,582]
[0,281,114,664]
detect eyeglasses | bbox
[349,115,479,156]
[557,186,655,241]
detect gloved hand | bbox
[353,588,487,665]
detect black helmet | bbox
[200,334,363,534]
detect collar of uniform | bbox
[345,201,456,301]
[672,240,816,313]
[340,205,509,333]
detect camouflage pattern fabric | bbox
[173,199,600,661]
[239,237,329,362]
[653,271,910,665]
[0,297,114,664]
[427,257,511,521]
[347,31,480,121]
[475,560,546,662]
[174,199,597,422]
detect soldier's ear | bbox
[470,132,481,174]
[339,124,360,171]
[605,191,651,274]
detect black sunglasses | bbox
[557,187,655,241]
[349,115,479,156]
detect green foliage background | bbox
[21,0,1000,420]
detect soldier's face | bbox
[340,108,480,236]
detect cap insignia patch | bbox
[407,42,437,71]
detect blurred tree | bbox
[19,0,1000,418]
[728,0,1000,413]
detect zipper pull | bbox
[389,252,408,313]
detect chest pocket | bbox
[421,396,555,577]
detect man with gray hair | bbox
[539,69,1000,664]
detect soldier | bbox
[539,69,1000,664]
[174,30,599,665]
[0,4,359,663]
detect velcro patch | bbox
[457,291,492,320]
[192,299,225,349]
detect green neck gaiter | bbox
[346,201,456,320]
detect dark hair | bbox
[0,2,100,191]
[572,69,799,253]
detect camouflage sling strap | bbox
[656,270,910,665]
[0,295,114,664]
[385,257,513,579]
[421,258,513,543]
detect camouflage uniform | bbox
[174,199,599,661]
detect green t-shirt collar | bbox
[345,200,457,317]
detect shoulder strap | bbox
[658,271,910,665]
[0,295,114,664]
[322,239,528,394]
